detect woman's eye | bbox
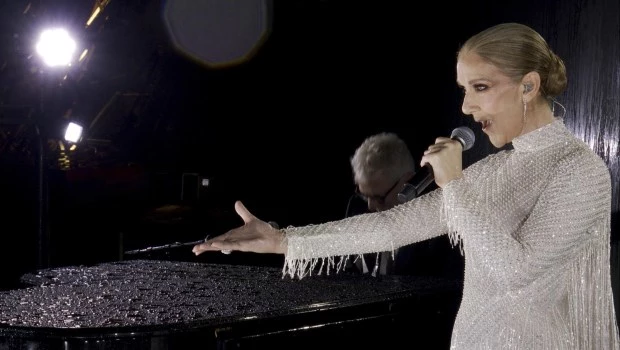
[473,84,488,92]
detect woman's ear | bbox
[521,71,541,101]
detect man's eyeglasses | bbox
[355,179,401,205]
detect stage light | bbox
[35,28,77,67]
[64,122,83,143]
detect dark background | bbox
[0,0,618,321]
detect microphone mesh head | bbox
[451,126,475,151]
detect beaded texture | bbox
[283,118,620,349]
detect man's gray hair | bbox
[350,132,416,184]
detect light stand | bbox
[34,27,77,269]
[34,122,48,269]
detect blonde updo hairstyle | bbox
[458,23,567,99]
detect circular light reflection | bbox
[163,0,272,68]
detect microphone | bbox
[397,126,475,203]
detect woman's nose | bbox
[461,94,474,115]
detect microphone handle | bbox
[397,127,473,204]
[413,164,435,197]
[397,164,434,202]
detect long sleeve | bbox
[282,187,449,279]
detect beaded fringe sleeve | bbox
[282,187,448,279]
[281,119,620,349]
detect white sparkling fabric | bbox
[282,118,620,349]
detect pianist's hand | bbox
[192,200,287,255]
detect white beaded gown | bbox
[281,118,620,349]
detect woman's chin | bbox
[487,135,507,148]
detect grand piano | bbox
[0,259,461,349]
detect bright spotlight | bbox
[35,28,77,67]
[64,122,83,143]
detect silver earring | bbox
[522,97,528,124]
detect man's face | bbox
[356,173,404,212]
